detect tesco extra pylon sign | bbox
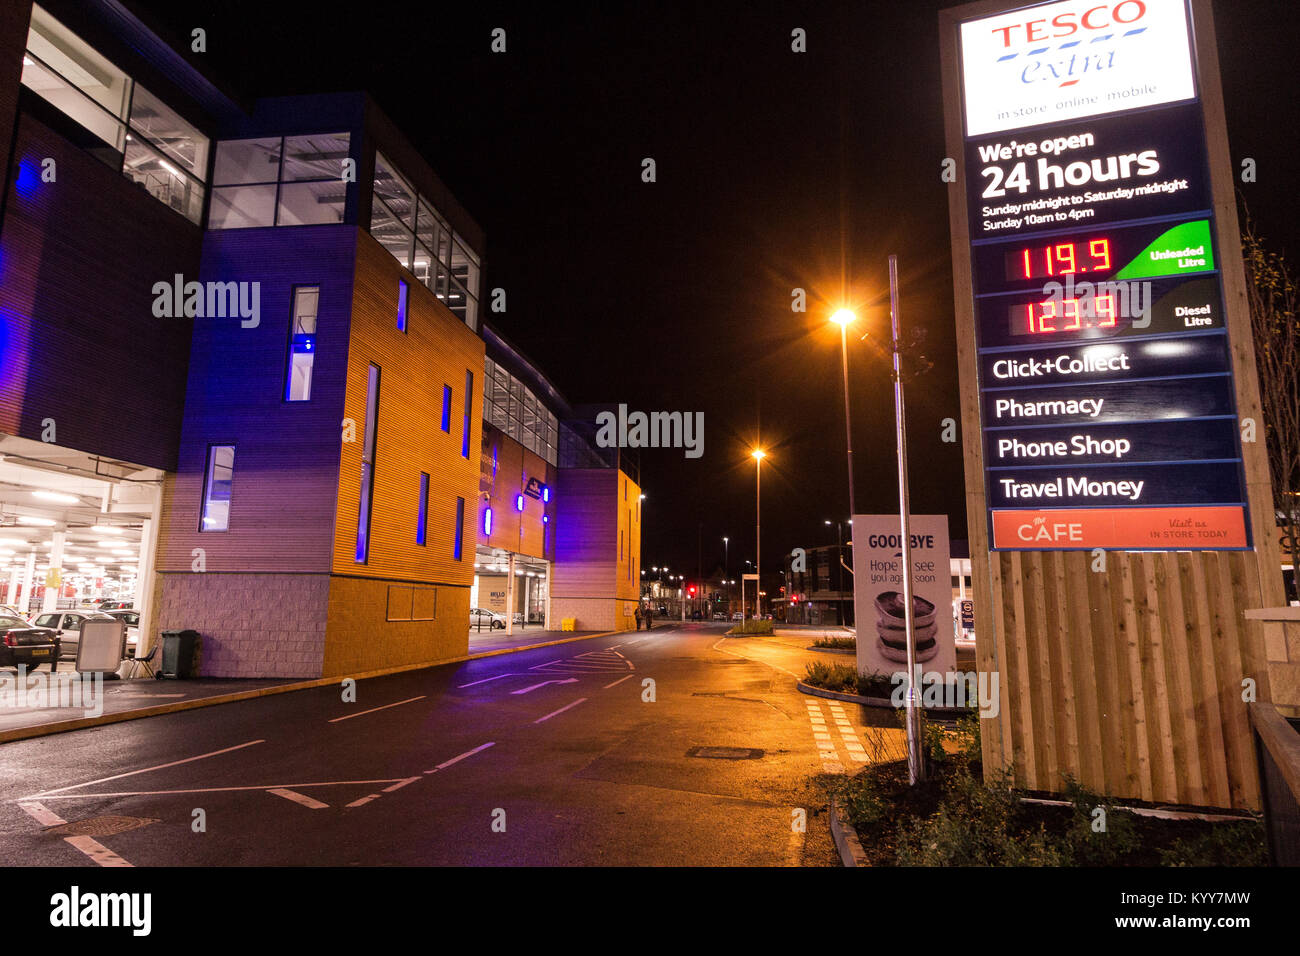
[960,0,1197,136]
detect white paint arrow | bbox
[511,678,579,695]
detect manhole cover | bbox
[687,746,765,760]
[46,815,159,837]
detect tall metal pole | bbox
[755,455,762,619]
[839,322,857,521]
[890,254,925,784]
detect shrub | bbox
[1158,821,1267,867]
[803,660,859,693]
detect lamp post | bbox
[755,455,763,611]
[829,309,858,524]
[723,536,729,578]
[887,254,925,785]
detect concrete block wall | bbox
[156,572,330,678]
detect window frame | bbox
[199,443,237,533]
[284,284,320,403]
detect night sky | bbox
[136,0,1300,580]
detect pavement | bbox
[0,628,616,741]
[0,623,878,866]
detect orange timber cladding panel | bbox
[333,234,483,585]
[479,430,554,558]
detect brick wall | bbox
[156,572,329,678]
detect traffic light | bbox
[688,585,696,597]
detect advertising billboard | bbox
[853,516,954,678]
[958,0,1250,550]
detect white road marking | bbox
[18,802,133,867]
[603,674,635,689]
[16,801,64,826]
[32,739,266,797]
[26,779,412,800]
[382,776,420,793]
[426,741,496,774]
[458,674,518,688]
[328,696,425,723]
[528,659,564,670]
[268,788,329,809]
[533,697,588,724]
[510,678,579,695]
[65,835,132,867]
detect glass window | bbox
[277,180,346,225]
[212,137,281,185]
[454,497,465,561]
[208,185,275,229]
[201,445,236,531]
[122,137,203,223]
[397,279,409,333]
[23,5,131,152]
[369,199,412,269]
[441,385,451,433]
[372,152,413,227]
[462,370,473,459]
[416,473,429,546]
[127,84,208,179]
[355,365,380,563]
[285,286,318,401]
[282,133,349,181]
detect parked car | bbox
[100,608,140,658]
[0,614,60,672]
[0,605,28,621]
[469,607,506,630]
[657,605,667,616]
[711,612,728,621]
[31,610,113,661]
[731,612,743,621]
[97,600,133,611]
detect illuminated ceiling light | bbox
[0,538,28,548]
[32,490,79,504]
[92,526,124,535]
[18,516,55,526]
[159,159,179,177]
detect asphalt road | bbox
[0,624,851,866]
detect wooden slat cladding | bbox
[156,226,358,573]
[938,0,1285,811]
[479,426,555,560]
[551,469,617,599]
[332,232,482,587]
[1,115,199,470]
[988,549,1272,809]
[551,467,642,605]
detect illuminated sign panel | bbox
[960,0,1197,136]
[960,0,1249,550]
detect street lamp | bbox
[751,448,764,620]
[722,536,729,577]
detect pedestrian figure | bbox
[634,605,643,631]
[643,605,652,631]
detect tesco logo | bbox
[991,1,1147,48]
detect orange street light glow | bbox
[830,308,856,326]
